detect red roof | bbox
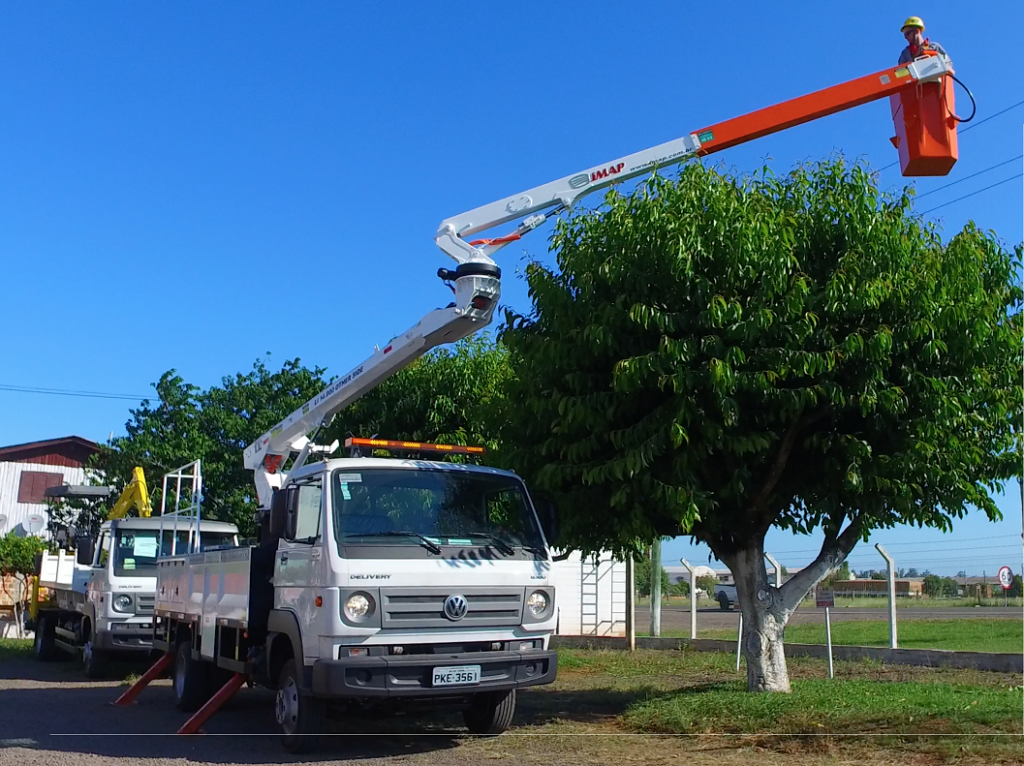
[0,436,101,468]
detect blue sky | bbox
[1,2,1021,576]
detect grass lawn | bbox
[0,637,32,659]
[509,648,1023,763]
[696,618,1023,654]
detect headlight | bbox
[344,593,372,620]
[113,595,133,613]
[527,591,549,616]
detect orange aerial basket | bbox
[888,52,962,176]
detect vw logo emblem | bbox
[443,594,468,621]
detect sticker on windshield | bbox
[336,473,362,483]
[340,484,352,500]
[446,538,472,546]
[134,538,158,558]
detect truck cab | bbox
[35,516,239,676]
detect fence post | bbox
[764,553,782,589]
[680,558,697,640]
[625,556,635,652]
[875,543,898,649]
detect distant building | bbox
[0,436,101,537]
[831,579,924,598]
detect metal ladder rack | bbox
[157,460,203,557]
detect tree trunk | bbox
[728,541,792,692]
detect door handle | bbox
[280,553,288,565]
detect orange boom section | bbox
[693,54,957,177]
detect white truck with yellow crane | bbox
[114,50,959,750]
[31,466,238,677]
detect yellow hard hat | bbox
[901,16,925,32]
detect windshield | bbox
[110,529,237,576]
[331,468,545,553]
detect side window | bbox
[95,532,110,567]
[293,481,323,542]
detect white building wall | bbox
[0,461,87,536]
[552,550,626,637]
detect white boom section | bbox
[434,132,703,265]
[244,269,500,508]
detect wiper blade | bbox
[464,532,516,556]
[345,530,442,554]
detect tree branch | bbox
[754,407,826,507]
[778,512,864,611]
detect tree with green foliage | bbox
[922,574,959,597]
[496,158,1022,692]
[634,553,671,598]
[696,574,720,598]
[0,533,48,638]
[94,356,329,534]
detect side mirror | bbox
[75,536,95,566]
[539,499,559,547]
[271,486,301,541]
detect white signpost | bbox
[817,589,835,679]
[998,565,1013,607]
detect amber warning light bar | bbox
[344,437,485,455]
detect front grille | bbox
[136,595,155,615]
[380,587,523,630]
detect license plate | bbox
[431,664,481,686]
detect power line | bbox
[0,384,150,402]
[914,154,1023,199]
[959,98,1024,134]
[921,173,1023,214]
[765,534,1020,558]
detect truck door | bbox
[274,477,325,663]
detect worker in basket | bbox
[899,16,953,71]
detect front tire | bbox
[718,593,731,611]
[174,639,210,712]
[33,615,57,661]
[463,689,516,735]
[275,658,325,753]
[83,639,107,679]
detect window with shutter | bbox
[17,471,64,504]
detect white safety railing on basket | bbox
[158,460,203,557]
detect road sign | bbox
[998,566,1013,591]
[816,590,835,608]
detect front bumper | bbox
[94,622,154,652]
[311,650,556,699]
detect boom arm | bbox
[434,54,952,265]
[243,54,952,509]
[106,466,153,519]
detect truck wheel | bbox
[275,659,325,753]
[83,640,108,679]
[463,689,516,735]
[33,615,57,661]
[718,593,731,611]
[174,640,210,712]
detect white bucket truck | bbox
[33,513,238,677]
[153,439,558,751]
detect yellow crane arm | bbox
[107,466,153,519]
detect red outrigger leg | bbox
[112,651,173,706]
